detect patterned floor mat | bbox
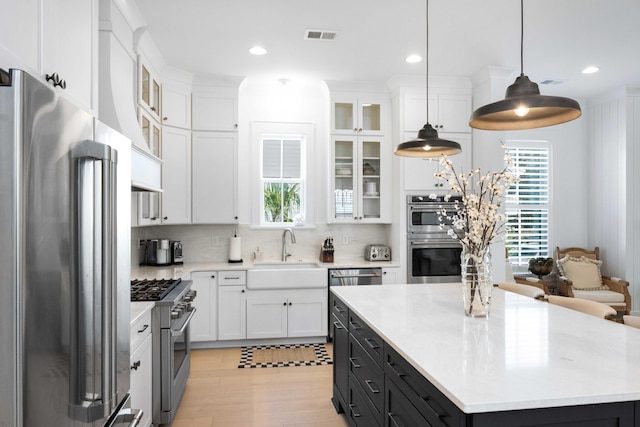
[238,343,333,368]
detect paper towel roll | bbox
[229,236,242,262]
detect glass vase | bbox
[461,247,493,317]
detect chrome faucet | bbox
[282,228,296,261]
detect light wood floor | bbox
[171,344,349,427]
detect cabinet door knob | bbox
[163,116,168,121]
[283,302,287,306]
[150,106,157,112]
[163,216,168,220]
[45,73,66,89]
[211,275,215,278]
[241,289,245,293]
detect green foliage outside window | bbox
[264,182,301,223]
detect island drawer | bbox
[349,333,384,415]
[331,293,349,326]
[385,345,463,427]
[348,377,382,427]
[348,311,383,367]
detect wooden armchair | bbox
[555,246,631,315]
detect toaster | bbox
[364,244,391,261]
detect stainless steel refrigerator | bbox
[0,69,141,426]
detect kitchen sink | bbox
[248,262,327,289]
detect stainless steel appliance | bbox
[130,278,196,426]
[407,195,462,283]
[328,268,382,339]
[171,241,183,264]
[364,244,391,261]
[0,69,140,426]
[407,194,462,235]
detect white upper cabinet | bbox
[138,56,162,122]
[192,87,239,131]
[403,90,472,134]
[162,82,191,129]
[331,97,386,136]
[191,132,239,224]
[330,136,390,223]
[161,126,192,224]
[0,0,97,112]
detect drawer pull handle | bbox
[364,337,380,350]
[388,412,401,427]
[333,321,344,330]
[348,404,361,418]
[349,321,362,330]
[224,276,240,280]
[365,379,380,394]
[335,305,345,313]
[419,395,447,420]
[137,324,149,333]
[387,362,406,378]
[349,357,361,369]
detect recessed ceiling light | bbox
[405,54,422,64]
[249,46,267,55]
[582,66,600,74]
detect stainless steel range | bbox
[131,278,196,426]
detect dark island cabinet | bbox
[331,292,349,414]
[384,345,464,427]
[331,293,640,427]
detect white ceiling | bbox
[134,0,640,99]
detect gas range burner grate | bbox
[131,278,182,301]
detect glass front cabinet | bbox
[331,136,388,223]
[332,98,384,136]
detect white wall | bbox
[586,86,640,314]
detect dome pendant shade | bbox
[394,123,462,157]
[469,74,582,130]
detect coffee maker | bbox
[171,241,183,264]
[141,239,172,266]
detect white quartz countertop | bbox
[331,283,640,414]
[130,301,154,325]
[131,259,399,280]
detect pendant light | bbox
[394,0,462,157]
[469,0,581,130]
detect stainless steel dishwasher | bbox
[328,267,382,340]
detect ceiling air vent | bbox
[304,29,339,40]
[540,79,564,85]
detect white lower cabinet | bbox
[218,285,247,340]
[246,289,327,339]
[382,267,401,284]
[129,306,152,427]
[190,272,218,342]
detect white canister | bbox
[365,181,377,194]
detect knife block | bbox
[319,244,334,263]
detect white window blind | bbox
[505,146,550,265]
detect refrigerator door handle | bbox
[69,140,120,422]
[106,408,144,427]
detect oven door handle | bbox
[171,308,197,337]
[330,273,381,279]
[410,240,458,246]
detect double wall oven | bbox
[131,278,197,426]
[407,195,463,283]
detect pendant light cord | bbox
[425,0,430,120]
[520,0,524,76]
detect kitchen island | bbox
[331,283,640,426]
